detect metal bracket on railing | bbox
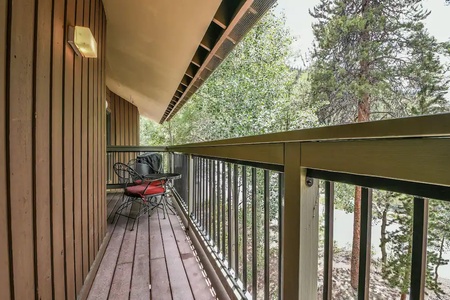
[306,177,314,187]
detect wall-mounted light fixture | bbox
[68,26,97,58]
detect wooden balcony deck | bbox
[87,192,215,300]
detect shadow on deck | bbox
[87,192,215,300]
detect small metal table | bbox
[145,173,181,218]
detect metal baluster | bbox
[234,164,239,277]
[202,158,206,234]
[228,163,232,268]
[264,170,270,300]
[324,181,334,300]
[278,173,284,300]
[212,160,216,244]
[222,161,226,260]
[209,160,213,240]
[202,158,205,231]
[194,157,197,221]
[358,188,372,300]
[410,197,428,300]
[242,166,248,291]
[252,167,257,298]
[205,158,209,235]
[217,161,221,253]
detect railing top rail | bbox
[167,113,450,149]
[106,146,168,152]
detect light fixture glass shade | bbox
[68,26,97,58]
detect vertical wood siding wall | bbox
[106,89,140,181]
[106,88,140,147]
[0,0,107,299]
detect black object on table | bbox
[137,152,163,174]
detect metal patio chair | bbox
[111,162,166,230]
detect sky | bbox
[274,0,450,65]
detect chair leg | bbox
[162,195,167,219]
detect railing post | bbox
[187,154,194,230]
[282,142,319,299]
[410,197,428,300]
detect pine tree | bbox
[385,195,413,300]
[309,0,450,289]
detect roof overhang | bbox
[103,0,275,123]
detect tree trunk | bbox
[434,236,445,287]
[351,186,362,288]
[350,0,371,289]
[400,293,407,300]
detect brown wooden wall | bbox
[106,87,140,147]
[0,0,107,299]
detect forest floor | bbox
[316,250,450,300]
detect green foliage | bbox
[309,0,450,296]
[140,11,318,146]
[384,195,413,295]
[309,0,450,124]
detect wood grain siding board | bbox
[63,0,76,298]
[95,0,100,258]
[134,106,137,145]
[129,103,133,146]
[98,6,103,241]
[91,0,98,259]
[110,92,115,145]
[9,0,36,298]
[120,92,125,153]
[34,0,53,298]
[102,10,107,239]
[73,0,84,293]
[124,97,129,165]
[0,0,10,298]
[88,0,95,267]
[81,0,90,279]
[51,0,67,297]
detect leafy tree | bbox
[141,12,318,146]
[309,0,450,289]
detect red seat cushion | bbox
[133,179,165,186]
[125,184,165,197]
[150,179,165,186]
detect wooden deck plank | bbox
[149,208,165,259]
[168,214,191,254]
[108,262,133,300]
[108,210,138,299]
[88,194,214,300]
[160,214,194,300]
[149,210,172,299]
[107,192,122,221]
[130,216,150,300]
[150,257,172,300]
[169,214,215,300]
[87,215,128,300]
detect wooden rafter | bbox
[162,0,261,123]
